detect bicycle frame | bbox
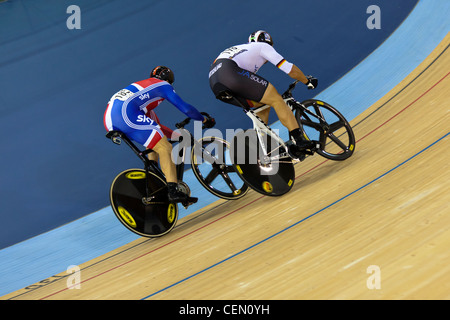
[243,100,298,163]
[106,127,220,200]
[106,131,167,202]
[242,84,327,164]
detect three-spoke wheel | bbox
[191,136,249,200]
[295,99,355,161]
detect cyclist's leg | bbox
[141,114,196,203]
[147,152,159,163]
[151,137,176,183]
[249,81,311,152]
[115,105,176,183]
[259,83,299,131]
[258,84,315,155]
[132,128,195,203]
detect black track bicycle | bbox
[106,113,248,238]
[221,79,355,196]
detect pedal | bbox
[182,196,198,209]
[288,144,308,160]
[296,153,306,162]
[177,181,191,197]
[312,141,321,151]
[300,140,320,156]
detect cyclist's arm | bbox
[260,44,308,84]
[160,85,205,122]
[288,64,309,84]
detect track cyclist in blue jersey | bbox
[104,66,215,203]
[209,30,319,158]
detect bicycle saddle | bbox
[216,90,235,102]
[216,90,252,111]
[105,130,122,138]
[106,130,124,145]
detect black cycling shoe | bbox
[167,182,198,204]
[288,144,307,161]
[168,191,198,203]
[288,138,318,160]
[289,128,315,155]
[296,139,316,154]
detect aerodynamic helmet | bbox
[248,30,273,46]
[150,66,175,84]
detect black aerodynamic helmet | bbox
[150,66,175,84]
[248,30,273,46]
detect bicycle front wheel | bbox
[110,169,178,238]
[191,136,248,200]
[295,99,355,160]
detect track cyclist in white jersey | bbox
[209,30,319,158]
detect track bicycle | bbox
[106,113,248,238]
[220,79,355,196]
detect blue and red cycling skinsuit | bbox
[104,78,203,149]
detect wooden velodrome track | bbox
[3,35,449,301]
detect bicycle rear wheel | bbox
[230,129,295,196]
[191,136,248,200]
[110,169,178,237]
[295,99,355,160]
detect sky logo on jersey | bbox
[137,115,152,123]
[139,93,150,100]
[237,70,268,86]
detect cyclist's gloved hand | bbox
[306,76,318,90]
[201,112,216,129]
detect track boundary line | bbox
[142,131,449,300]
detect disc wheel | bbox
[230,129,295,196]
[110,169,178,237]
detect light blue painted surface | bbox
[272,0,450,141]
[315,0,450,123]
[1,0,449,297]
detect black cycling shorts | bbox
[209,59,269,108]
